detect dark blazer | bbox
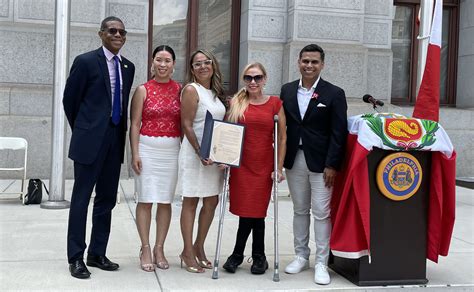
[63,47,135,165]
[280,78,348,173]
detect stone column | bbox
[240,0,288,95]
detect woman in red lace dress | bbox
[222,62,287,274]
[129,45,181,272]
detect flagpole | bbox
[416,0,434,95]
[41,0,71,209]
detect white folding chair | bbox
[0,137,28,204]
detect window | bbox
[151,0,188,82]
[391,0,459,106]
[391,5,414,101]
[150,0,241,94]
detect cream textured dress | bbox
[176,83,226,197]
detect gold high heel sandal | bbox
[196,257,212,269]
[153,245,169,270]
[193,246,212,269]
[139,245,155,272]
[179,254,204,273]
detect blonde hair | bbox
[227,62,267,123]
[186,49,227,108]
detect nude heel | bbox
[153,245,169,270]
[139,245,155,272]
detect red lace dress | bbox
[136,79,181,203]
[229,96,282,218]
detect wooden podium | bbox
[329,148,431,286]
[329,113,456,287]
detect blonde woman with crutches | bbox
[215,62,286,276]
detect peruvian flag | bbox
[330,115,456,263]
[412,0,443,122]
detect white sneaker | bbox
[314,263,330,285]
[284,256,309,274]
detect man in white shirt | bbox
[280,44,348,285]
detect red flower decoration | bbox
[311,92,319,99]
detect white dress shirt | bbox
[297,76,320,120]
[297,76,320,146]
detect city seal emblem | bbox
[376,152,422,201]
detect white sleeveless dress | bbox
[176,83,226,197]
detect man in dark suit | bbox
[63,16,135,279]
[280,44,347,285]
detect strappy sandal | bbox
[139,245,155,272]
[153,245,169,270]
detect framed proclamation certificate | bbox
[200,111,245,167]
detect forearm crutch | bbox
[212,166,231,279]
[273,114,280,282]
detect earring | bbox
[150,66,155,75]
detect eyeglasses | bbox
[102,28,127,37]
[243,75,264,83]
[192,59,212,69]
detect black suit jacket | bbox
[63,47,135,165]
[280,78,348,173]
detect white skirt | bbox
[135,135,180,203]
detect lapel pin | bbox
[311,92,319,100]
[124,64,128,68]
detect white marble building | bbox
[0,0,472,178]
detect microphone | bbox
[363,94,384,107]
[274,115,279,122]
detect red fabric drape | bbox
[330,135,456,262]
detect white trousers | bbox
[286,150,332,264]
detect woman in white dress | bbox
[130,45,181,272]
[177,49,226,273]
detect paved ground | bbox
[0,179,473,291]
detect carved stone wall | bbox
[0,0,148,178]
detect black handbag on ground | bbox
[24,179,48,205]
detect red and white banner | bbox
[413,0,443,122]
